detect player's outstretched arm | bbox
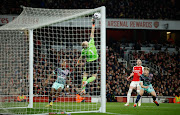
[90,18,95,38]
[127,73,134,81]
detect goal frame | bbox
[27,6,106,113]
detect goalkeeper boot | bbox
[153,101,159,106]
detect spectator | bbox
[0,0,178,20]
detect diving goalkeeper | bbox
[76,17,99,95]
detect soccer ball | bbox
[93,12,101,19]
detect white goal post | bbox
[0,6,106,114]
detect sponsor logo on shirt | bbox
[134,70,141,73]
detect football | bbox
[93,12,101,19]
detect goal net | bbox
[0,6,106,114]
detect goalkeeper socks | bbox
[86,76,96,84]
[82,86,86,90]
[135,95,141,103]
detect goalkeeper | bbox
[45,61,71,107]
[76,17,99,95]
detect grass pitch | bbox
[0,102,180,115]
[74,102,180,115]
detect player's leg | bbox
[86,73,97,84]
[82,73,97,91]
[150,91,159,106]
[54,87,62,102]
[137,84,142,106]
[86,60,98,84]
[134,89,144,107]
[50,84,64,106]
[81,61,89,89]
[149,85,159,106]
[46,87,56,107]
[81,72,88,94]
[125,82,135,106]
[81,60,97,94]
[49,88,56,102]
[81,73,97,95]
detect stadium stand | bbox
[0,0,179,103]
[0,0,179,20]
[106,41,179,102]
[0,38,179,102]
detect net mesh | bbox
[0,30,29,114]
[0,7,102,114]
[0,7,97,30]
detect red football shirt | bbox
[132,66,144,81]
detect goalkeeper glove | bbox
[92,18,95,25]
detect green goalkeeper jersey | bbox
[81,37,98,62]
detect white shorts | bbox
[52,82,64,90]
[130,81,140,88]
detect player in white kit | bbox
[124,59,144,106]
[45,61,71,107]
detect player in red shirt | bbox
[124,59,144,106]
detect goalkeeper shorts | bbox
[52,82,64,90]
[84,59,98,74]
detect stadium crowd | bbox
[0,0,178,20]
[131,51,179,75]
[33,44,101,96]
[1,39,179,102]
[106,41,180,102]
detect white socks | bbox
[127,89,132,104]
[137,90,140,94]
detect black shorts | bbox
[84,59,98,74]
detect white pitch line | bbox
[138,106,174,108]
[106,112,132,115]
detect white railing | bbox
[118,58,127,68]
[149,62,168,75]
[128,53,148,66]
[122,47,178,54]
[128,53,168,75]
